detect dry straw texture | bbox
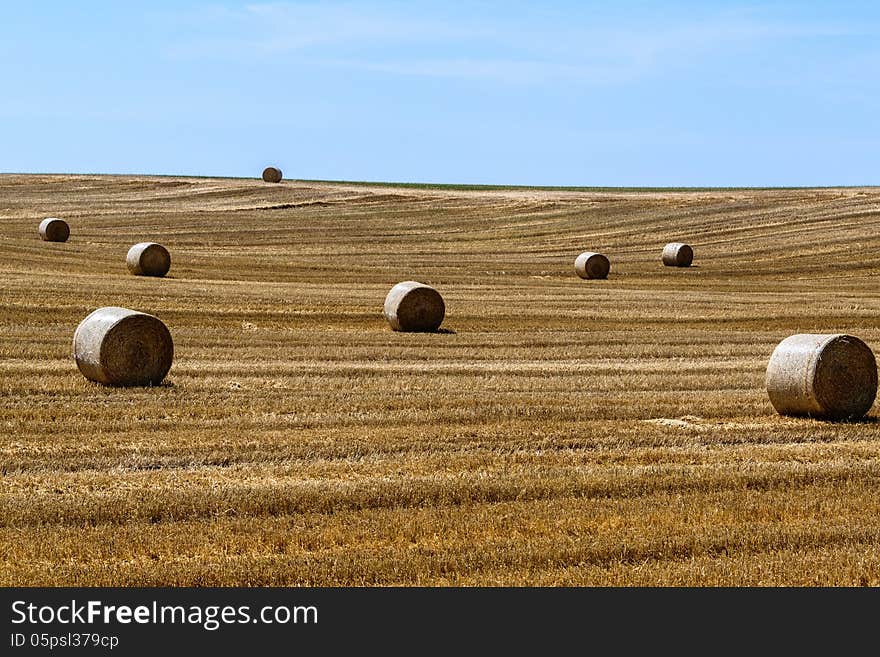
[11,175,880,587]
[38,217,69,242]
[262,167,283,183]
[126,242,171,277]
[662,242,693,267]
[383,281,445,332]
[766,333,878,420]
[574,251,610,279]
[73,306,174,387]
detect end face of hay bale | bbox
[38,217,70,242]
[574,252,610,279]
[662,242,693,267]
[766,333,877,420]
[383,281,445,332]
[73,306,173,387]
[126,242,171,277]
[262,166,283,183]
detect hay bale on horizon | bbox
[262,166,283,183]
[383,281,445,332]
[73,306,173,387]
[662,242,693,267]
[765,333,877,420]
[574,252,610,279]
[126,242,171,277]
[38,217,69,242]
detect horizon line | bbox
[0,171,877,192]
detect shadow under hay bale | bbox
[127,242,171,277]
[73,306,174,387]
[38,217,69,242]
[574,251,610,279]
[766,333,878,421]
[383,281,446,332]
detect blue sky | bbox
[1,1,878,186]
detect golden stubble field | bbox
[3,174,880,586]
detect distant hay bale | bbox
[574,252,610,279]
[73,306,173,387]
[38,217,69,242]
[383,281,445,332]
[765,333,877,420]
[126,242,171,277]
[662,242,693,267]
[262,167,283,183]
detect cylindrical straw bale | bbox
[766,333,877,420]
[574,252,610,279]
[38,217,69,242]
[662,242,693,267]
[262,167,283,183]
[126,242,171,277]
[383,281,445,332]
[73,306,173,387]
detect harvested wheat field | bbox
[3,174,880,586]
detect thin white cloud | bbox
[162,3,878,85]
[165,2,486,57]
[321,57,629,85]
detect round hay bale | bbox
[383,281,445,332]
[574,252,610,279]
[765,333,877,420]
[38,217,69,242]
[262,166,283,183]
[126,242,171,277]
[662,242,693,267]
[73,306,173,387]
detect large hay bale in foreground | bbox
[262,166,283,183]
[38,217,69,242]
[383,281,445,332]
[73,306,173,387]
[126,242,171,277]
[766,333,877,420]
[662,242,693,267]
[574,251,610,279]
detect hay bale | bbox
[383,281,445,332]
[662,242,693,267]
[262,166,283,183]
[38,217,69,242]
[574,252,610,279]
[73,306,173,387]
[765,333,877,420]
[126,242,171,277]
